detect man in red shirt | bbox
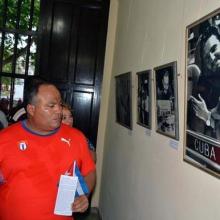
[0,79,96,220]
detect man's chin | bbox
[51,122,61,130]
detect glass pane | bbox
[6,0,18,29]
[0,0,4,27]
[20,0,31,31]
[15,34,28,74]
[3,33,15,73]
[32,0,40,31]
[0,76,11,115]
[13,78,24,107]
[28,36,36,75]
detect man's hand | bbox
[72,195,89,213]
[190,94,210,122]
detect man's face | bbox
[162,75,169,90]
[27,85,62,133]
[203,34,220,74]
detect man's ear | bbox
[26,104,35,117]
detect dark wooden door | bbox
[38,0,109,147]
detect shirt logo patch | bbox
[61,137,71,146]
[18,141,28,151]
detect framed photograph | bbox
[154,61,179,140]
[115,72,132,129]
[137,70,152,129]
[184,9,220,177]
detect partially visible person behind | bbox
[0,93,9,131]
[8,76,42,124]
[0,98,9,116]
[62,103,96,162]
[0,79,96,220]
[0,109,8,130]
[9,105,26,123]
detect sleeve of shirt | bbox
[78,133,96,176]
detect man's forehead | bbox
[37,84,61,100]
[39,84,60,93]
[204,35,219,48]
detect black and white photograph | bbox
[185,9,220,177]
[154,62,179,139]
[115,72,132,129]
[137,70,151,129]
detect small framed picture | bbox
[154,61,179,140]
[136,70,152,129]
[115,72,132,129]
[185,8,220,177]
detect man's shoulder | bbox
[0,122,23,146]
[60,124,86,139]
[0,122,22,136]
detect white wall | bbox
[97,0,220,220]
[92,0,119,207]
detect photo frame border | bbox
[154,61,179,140]
[136,69,152,129]
[115,72,132,130]
[184,8,220,178]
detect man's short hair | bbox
[163,71,169,79]
[23,77,56,106]
[195,25,220,69]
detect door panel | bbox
[49,2,73,81]
[72,91,93,135]
[74,7,101,85]
[39,0,109,146]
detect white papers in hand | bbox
[54,175,78,216]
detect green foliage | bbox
[0,0,40,30]
[0,0,40,72]
[2,76,10,85]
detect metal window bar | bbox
[2,0,7,28]
[16,0,22,29]
[0,0,39,112]
[24,35,32,75]
[29,0,35,31]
